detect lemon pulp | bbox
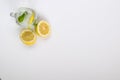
[20,29,36,45]
[36,20,50,38]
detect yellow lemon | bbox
[36,20,50,38]
[29,11,35,24]
[20,29,36,46]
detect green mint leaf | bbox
[18,11,28,23]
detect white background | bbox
[0,0,120,80]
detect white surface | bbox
[0,0,120,80]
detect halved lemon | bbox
[36,20,50,38]
[20,29,36,45]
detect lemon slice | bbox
[36,20,50,38]
[20,29,36,45]
[29,11,35,24]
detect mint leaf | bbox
[18,11,28,23]
[33,20,38,27]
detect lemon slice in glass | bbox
[36,20,50,38]
[20,29,36,45]
[29,11,35,24]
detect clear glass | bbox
[10,7,36,28]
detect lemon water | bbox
[10,7,36,28]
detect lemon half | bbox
[36,20,50,38]
[20,29,36,45]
